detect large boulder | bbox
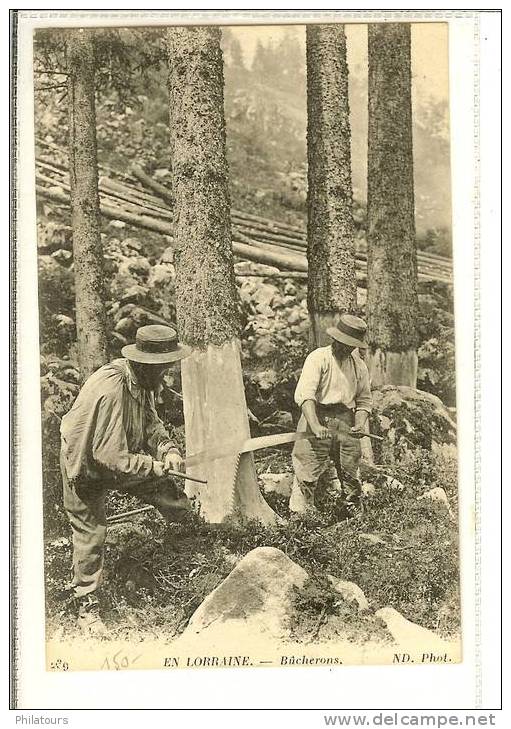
[370,385,457,460]
[183,547,307,641]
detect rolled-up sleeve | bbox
[355,361,372,413]
[294,350,322,408]
[92,394,154,477]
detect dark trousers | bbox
[61,455,173,598]
[290,407,361,512]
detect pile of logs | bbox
[35,137,453,287]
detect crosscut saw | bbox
[185,430,316,468]
[186,425,382,468]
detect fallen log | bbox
[99,176,173,218]
[37,185,175,238]
[234,223,307,248]
[235,270,308,280]
[231,239,308,272]
[36,171,171,226]
[37,179,453,284]
[35,147,454,269]
[131,164,174,206]
[37,184,453,284]
[36,153,453,274]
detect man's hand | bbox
[163,449,185,474]
[350,425,367,439]
[312,424,331,440]
[152,460,165,478]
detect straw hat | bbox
[121,325,191,364]
[326,314,368,349]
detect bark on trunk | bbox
[366,23,419,387]
[306,25,357,348]
[67,29,108,379]
[166,26,276,525]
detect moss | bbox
[167,27,241,349]
[67,28,109,376]
[306,25,357,322]
[366,24,419,352]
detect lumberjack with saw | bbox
[60,325,195,635]
[290,314,373,514]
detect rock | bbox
[376,606,451,650]
[115,317,135,336]
[287,308,301,325]
[116,303,136,318]
[371,386,457,455]
[234,261,280,277]
[282,295,296,306]
[118,285,148,305]
[250,368,278,391]
[51,249,73,264]
[124,237,142,252]
[359,533,387,546]
[271,294,284,309]
[118,257,151,277]
[161,246,174,263]
[53,314,74,330]
[148,263,175,287]
[259,473,293,498]
[328,576,370,613]
[108,219,126,230]
[290,320,309,335]
[129,306,171,328]
[284,282,296,296]
[361,482,376,497]
[252,283,278,307]
[385,476,405,491]
[252,336,277,359]
[377,415,392,432]
[418,487,454,518]
[183,547,308,640]
[253,316,272,331]
[255,303,275,318]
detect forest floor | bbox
[44,443,460,647]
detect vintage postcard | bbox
[11,8,500,711]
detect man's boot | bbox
[76,594,107,638]
[343,472,363,515]
[289,476,318,514]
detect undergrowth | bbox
[45,444,460,643]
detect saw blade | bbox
[185,431,315,467]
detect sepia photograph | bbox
[23,15,463,674]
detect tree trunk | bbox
[366,23,419,387]
[166,26,276,525]
[306,24,357,348]
[67,29,108,379]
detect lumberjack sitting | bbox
[290,314,372,514]
[60,325,191,636]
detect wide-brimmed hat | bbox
[326,314,368,349]
[121,325,191,364]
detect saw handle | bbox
[165,468,207,485]
[325,420,383,442]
